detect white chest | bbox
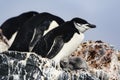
[52,33,84,63]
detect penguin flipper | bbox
[29,20,51,51]
[29,29,42,51]
[46,36,64,59]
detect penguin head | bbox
[72,17,96,33]
[19,11,39,18]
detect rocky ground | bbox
[71,40,120,80]
[0,32,120,80]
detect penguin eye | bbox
[76,23,82,27]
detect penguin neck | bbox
[70,21,80,34]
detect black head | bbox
[71,17,96,33]
[71,17,88,24]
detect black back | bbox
[0,11,39,40]
[9,12,65,51]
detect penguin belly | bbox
[52,33,84,63]
[8,31,18,47]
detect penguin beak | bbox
[88,24,96,28]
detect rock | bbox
[71,40,120,80]
[0,51,97,80]
[0,40,120,80]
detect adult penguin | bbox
[0,11,39,46]
[9,12,65,52]
[32,17,96,63]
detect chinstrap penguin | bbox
[32,17,96,64]
[52,17,96,64]
[0,11,39,46]
[8,12,65,52]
